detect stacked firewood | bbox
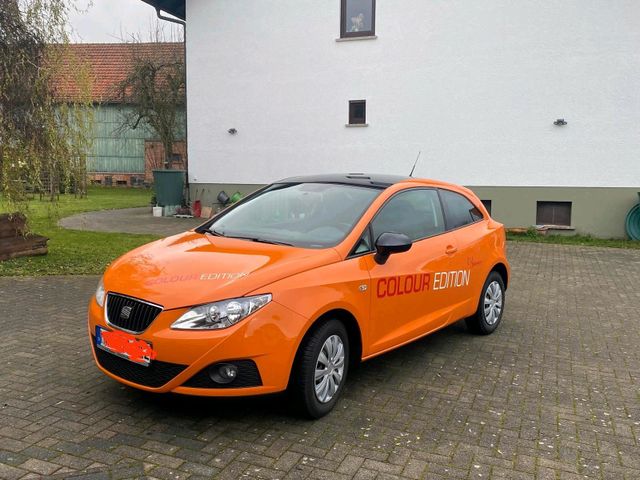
[0,213,49,261]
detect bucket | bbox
[152,206,163,217]
[193,200,202,218]
[163,205,178,217]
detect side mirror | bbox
[374,232,412,265]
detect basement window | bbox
[481,200,492,216]
[536,201,572,226]
[341,0,376,38]
[348,100,367,125]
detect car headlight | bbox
[95,277,106,308]
[170,294,272,330]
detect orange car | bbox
[89,174,509,418]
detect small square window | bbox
[341,0,376,38]
[536,201,572,226]
[349,100,366,125]
[481,200,492,216]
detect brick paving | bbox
[1,242,639,479]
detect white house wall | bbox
[185,0,640,187]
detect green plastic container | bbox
[152,170,185,207]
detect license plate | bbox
[95,326,156,367]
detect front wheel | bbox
[466,271,505,335]
[290,319,349,419]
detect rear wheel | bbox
[466,271,505,335]
[290,319,349,418]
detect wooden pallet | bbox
[0,213,49,261]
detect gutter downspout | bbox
[154,8,190,205]
[155,8,185,26]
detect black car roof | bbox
[277,173,410,188]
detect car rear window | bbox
[440,189,484,230]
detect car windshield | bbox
[207,183,381,248]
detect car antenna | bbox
[409,151,421,177]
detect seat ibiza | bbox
[88,174,509,418]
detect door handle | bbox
[445,245,458,255]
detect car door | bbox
[438,188,488,322]
[363,188,460,356]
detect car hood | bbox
[103,231,341,310]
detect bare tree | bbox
[115,42,185,170]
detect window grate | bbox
[536,201,572,226]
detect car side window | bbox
[352,227,373,255]
[371,189,445,242]
[440,189,484,230]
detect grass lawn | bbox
[2,187,639,276]
[0,187,160,276]
[507,231,640,249]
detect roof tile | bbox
[53,42,184,103]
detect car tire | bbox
[290,319,349,419]
[466,271,505,335]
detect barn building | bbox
[56,42,186,186]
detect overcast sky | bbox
[68,0,183,43]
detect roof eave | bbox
[139,0,185,21]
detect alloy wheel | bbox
[483,280,503,325]
[314,334,345,403]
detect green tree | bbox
[0,0,93,210]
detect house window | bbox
[349,100,366,125]
[341,0,376,38]
[481,200,492,216]
[536,201,572,226]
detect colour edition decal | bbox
[376,270,471,298]
[433,270,471,290]
[377,273,431,298]
[145,272,248,286]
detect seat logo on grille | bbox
[120,305,133,320]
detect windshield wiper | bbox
[201,228,292,246]
[230,236,293,246]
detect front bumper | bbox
[87,296,307,396]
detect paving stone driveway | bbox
[59,208,202,236]
[1,243,639,480]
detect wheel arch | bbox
[491,262,509,290]
[287,308,363,387]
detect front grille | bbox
[183,360,263,389]
[106,293,162,333]
[94,338,187,388]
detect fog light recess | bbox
[208,363,238,384]
[183,359,262,389]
